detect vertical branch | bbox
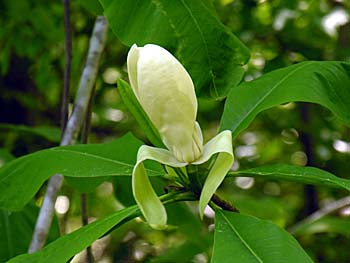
[299,104,319,216]
[61,0,72,134]
[80,86,95,263]
[29,16,108,253]
[81,194,94,263]
[61,16,107,146]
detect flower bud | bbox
[127,44,203,163]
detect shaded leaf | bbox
[0,204,59,262]
[0,123,61,142]
[220,61,350,137]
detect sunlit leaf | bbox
[220,61,350,137]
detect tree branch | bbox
[79,81,95,263]
[289,195,350,234]
[28,16,108,253]
[61,0,72,134]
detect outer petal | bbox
[126,44,139,95]
[192,130,234,218]
[132,145,188,228]
[127,44,202,163]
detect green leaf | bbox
[100,0,250,98]
[77,0,103,15]
[0,204,59,262]
[0,133,163,211]
[229,164,350,191]
[0,148,15,164]
[6,206,139,263]
[117,79,165,148]
[220,61,350,137]
[0,123,61,142]
[212,210,313,263]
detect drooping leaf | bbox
[212,210,313,263]
[100,0,250,98]
[229,164,350,191]
[6,206,139,263]
[220,61,350,137]
[0,204,59,263]
[0,133,163,211]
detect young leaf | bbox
[117,79,165,148]
[6,206,139,263]
[100,0,250,98]
[220,61,350,137]
[229,164,350,191]
[212,210,313,263]
[0,133,163,211]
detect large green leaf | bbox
[229,164,350,191]
[100,0,250,98]
[0,204,59,262]
[0,133,163,211]
[212,210,313,263]
[6,206,139,263]
[220,61,350,137]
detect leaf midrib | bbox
[155,0,217,95]
[233,62,312,134]
[220,211,263,263]
[50,148,135,168]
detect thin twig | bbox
[29,17,108,253]
[79,86,95,263]
[61,0,72,134]
[289,195,350,234]
[81,194,94,263]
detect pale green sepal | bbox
[192,130,234,219]
[132,145,188,228]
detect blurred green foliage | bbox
[1,0,350,262]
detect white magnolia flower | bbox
[127,44,234,228]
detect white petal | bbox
[192,130,234,218]
[127,44,202,163]
[126,44,140,96]
[132,145,188,228]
